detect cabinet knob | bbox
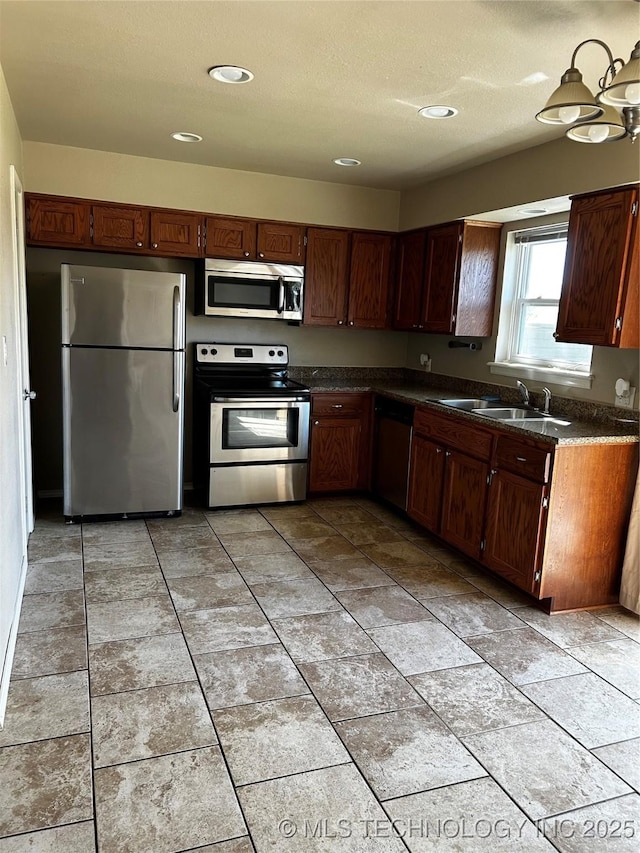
[553,332,559,339]
[436,447,442,454]
[337,320,343,325]
[412,324,418,329]
[445,450,452,457]
[418,325,424,329]
[136,241,143,247]
[314,420,319,426]
[349,321,354,326]
[258,252,264,258]
[152,242,158,249]
[244,251,250,257]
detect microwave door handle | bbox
[277,277,285,314]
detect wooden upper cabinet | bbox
[394,229,427,331]
[555,185,639,348]
[92,204,149,251]
[257,222,305,263]
[422,220,501,336]
[149,210,202,257]
[204,216,256,259]
[303,228,350,326]
[347,232,393,329]
[26,196,91,247]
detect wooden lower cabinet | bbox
[407,435,445,530]
[308,392,371,492]
[440,450,488,561]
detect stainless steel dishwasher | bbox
[372,395,415,511]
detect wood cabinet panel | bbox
[407,434,445,531]
[309,417,361,491]
[149,211,202,256]
[303,228,349,326]
[347,233,392,329]
[92,204,148,250]
[414,408,493,460]
[312,393,368,418]
[204,216,256,259]
[493,435,552,484]
[422,223,461,333]
[455,222,502,336]
[394,230,427,330]
[440,450,488,560]
[26,196,91,247]
[257,222,305,263]
[556,186,639,347]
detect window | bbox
[491,224,593,387]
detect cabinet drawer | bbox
[494,435,552,483]
[414,408,493,460]
[312,393,369,418]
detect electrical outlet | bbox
[419,353,432,372]
[615,386,636,409]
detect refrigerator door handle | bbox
[172,285,184,351]
[173,351,180,413]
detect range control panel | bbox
[195,343,289,366]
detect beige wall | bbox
[23,141,400,231]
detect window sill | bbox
[488,361,593,389]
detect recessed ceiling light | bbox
[418,105,459,119]
[518,207,549,216]
[209,65,254,84]
[333,158,361,167]
[171,132,203,143]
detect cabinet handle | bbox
[337,320,343,325]
[258,252,265,258]
[152,242,158,249]
[445,450,452,457]
[136,241,143,247]
[412,324,418,328]
[516,456,527,462]
[418,324,424,329]
[331,404,343,409]
[436,447,442,454]
[553,332,559,339]
[314,420,319,426]
[349,321,354,326]
[244,251,250,257]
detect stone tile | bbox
[89,632,196,696]
[358,502,412,528]
[437,554,487,579]
[207,511,274,535]
[250,577,340,619]
[259,504,318,521]
[409,663,544,737]
[149,525,220,554]
[11,626,87,680]
[313,505,378,525]
[0,735,92,837]
[87,593,180,644]
[580,639,640,697]
[337,585,433,629]
[28,518,81,540]
[146,509,210,531]
[521,672,640,748]
[539,794,640,853]
[166,572,253,612]
[94,746,246,853]
[466,628,588,685]
[463,719,631,821]
[369,621,482,676]
[423,593,525,637]
[219,530,291,559]
[466,574,533,608]
[191,840,254,853]
[310,557,395,591]
[158,545,236,578]
[335,706,485,800]
[516,606,625,647]
[0,671,89,747]
[592,739,640,791]
[238,764,406,852]
[18,590,85,633]
[386,563,478,599]
[334,521,404,546]
[384,777,555,852]
[83,540,158,572]
[24,559,83,594]
[299,653,423,721]
[92,682,217,767]
[180,604,278,654]
[233,552,314,585]
[84,565,167,603]
[195,643,308,709]
[0,822,96,852]
[82,520,150,545]
[272,611,378,663]
[27,536,82,564]
[594,606,640,642]
[214,695,349,785]
[267,517,334,539]
[289,534,361,563]
[360,540,433,568]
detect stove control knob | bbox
[200,348,208,355]
[277,350,284,357]
[269,350,275,357]
[211,348,218,356]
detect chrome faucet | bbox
[516,380,530,407]
[542,387,552,415]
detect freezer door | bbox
[63,347,184,516]
[62,264,185,349]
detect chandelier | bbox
[536,39,640,143]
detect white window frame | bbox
[489,222,593,389]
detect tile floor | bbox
[1,496,639,852]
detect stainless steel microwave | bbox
[196,259,304,321]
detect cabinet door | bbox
[204,216,256,259]
[347,232,392,329]
[556,188,638,347]
[257,222,305,263]
[483,469,547,594]
[92,204,148,251]
[394,230,427,330]
[309,417,361,492]
[149,211,202,257]
[26,197,91,247]
[422,223,462,333]
[303,228,349,326]
[407,434,445,532]
[440,450,488,560]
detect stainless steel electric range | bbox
[192,343,311,508]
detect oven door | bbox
[210,398,310,464]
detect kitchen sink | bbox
[472,407,571,426]
[435,398,504,410]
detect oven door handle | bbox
[212,396,309,404]
[277,277,285,314]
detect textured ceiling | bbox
[0,0,637,190]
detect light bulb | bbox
[587,124,609,143]
[625,83,640,105]
[558,105,581,124]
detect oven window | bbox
[222,407,299,449]
[209,276,278,310]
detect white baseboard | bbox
[0,555,28,728]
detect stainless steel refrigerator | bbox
[61,264,186,518]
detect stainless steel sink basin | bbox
[472,407,571,426]
[436,398,503,411]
